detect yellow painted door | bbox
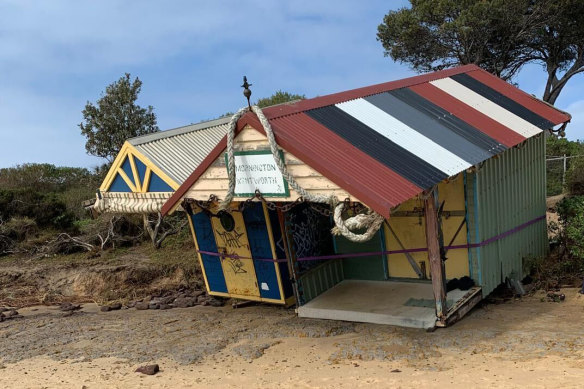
[210,208,260,298]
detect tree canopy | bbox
[255,90,305,108]
[377,0,584,104]
[79,74,159,163]
[220,90,305,119]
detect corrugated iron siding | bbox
[297,259,344,304]
[133,122,228,185]
[466,134,547,296]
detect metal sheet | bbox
[387,88,506,155]
[272,113,423,215]
[336,99,471,176]
[409,83,525,147]
[133,121,227,185]
[468,134,547,296]
[365,92,495,163]
[451,73,555,129]
[305,106,446,190]
[466,70,571,125]
[163,65,570,219]
[430,78,542,138]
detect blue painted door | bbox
[191,211,228,293]
[243,203,282,300]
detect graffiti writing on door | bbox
[216,228,248,275]
[216,229,245,248]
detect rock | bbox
[173,297,197,308]
[100,306,111,312]
[193,290,205,298]
[0,313,4,322]
[149,303,160,310]
[196,295,207,303]
[109,303,122,310]
[126,301,136,308]
[142,296,152,303]
[159,304,171,310]
[159,296,175,305]
[135,302,150,310]
[59,302,81,312]
[207,298,224,307]
[0,307,9,313]
[135,364,159,375]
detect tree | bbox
[377,0,584,104]
[255,90,305,108]
[79,73,159,163]
[219,90,305,119]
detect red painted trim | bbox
[163,112,423,217]
[467,69,571,125]
[409,83,526,147]
[163,113,264,215]
[262,64,482,120]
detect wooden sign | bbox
[226,150,289,197]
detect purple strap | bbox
[197,215,546,263]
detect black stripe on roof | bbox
[306,105,447,189]
[389,88,507,155]
[365,92,494,165]
[450,73,554,130]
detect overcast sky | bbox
[1,0,583,169]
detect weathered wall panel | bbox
[468,134,547,296]
[386,175,470,280]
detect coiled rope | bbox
[220,105,385,242]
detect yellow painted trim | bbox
[100,142,133,191]
[208,291,231,298]
[209,291,289,305]
[284,295,297,307]
[130,147,180,190]
[117,168,137,192]
[187,206,213,295]
[262,202,286,302]
[143,167,152,193]
[128,153,141,192]
[260,297,287,304]
[99,142,180,193]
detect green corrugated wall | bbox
[297,259,344,304]
[466,134,547,296]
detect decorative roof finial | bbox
[241,76,252,110]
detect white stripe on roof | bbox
[336,98,471,176]
[430,78,542,138]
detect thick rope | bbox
[220,105,385,242]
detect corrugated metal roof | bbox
[163,65,571,217]
[128,117,229,184]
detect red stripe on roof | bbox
[163,112,422,218]
[467,69,571,125]
[262,64,482,120]
[268,113,422,217]
[409,83,525,148]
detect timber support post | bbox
[424,188,448,323]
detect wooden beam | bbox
[424,188,448,321]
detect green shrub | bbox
[555,196,584,273]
